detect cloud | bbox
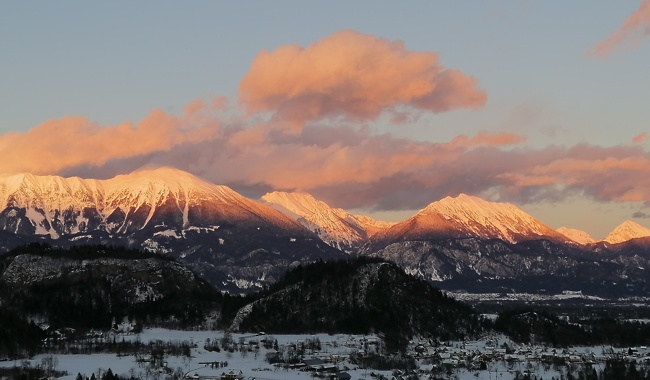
[633,132,648,144]
[239,30,487,128]
[48,113,650,213]
[2,29,649,215]
[589,1,650,59]
[4,103,650,213]
[0,108,217,175]
[449,131,526,148]
[633,211,650,219]
[496,146,650,205]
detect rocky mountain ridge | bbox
[261,191,392,252]
[1,168,649,296]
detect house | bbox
[302,358,336,372]
[303,358,327,369]
[220,370,244,380]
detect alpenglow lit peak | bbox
[373,194,570,244]
[556,227,596,245]
[603,220,650,244]
[260,191,391,251]
[0,167,303,237]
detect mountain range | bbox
[0,167,649,296]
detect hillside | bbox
[0,244,223,330]
[227,258,485,351]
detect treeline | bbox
[0,309,44,357]
[5,278,215,329]
[0,244,224,338]
[4,243,175,262]
[493,308,650,347]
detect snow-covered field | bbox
[1,329,647,380]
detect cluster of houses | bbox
[408,339,650,371]
[258,335,650,379]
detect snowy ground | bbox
[1,329,646,380]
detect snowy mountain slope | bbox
[349,214,394,237]
[0,169,348,293]
[366,194,570,250]
[260,191,391,251]
[557,227,596,245]
[603,220,650,244]
[0,168,305,238]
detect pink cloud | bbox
[3,90,649,213]
[2,27,649,213]
[7,107,650,212]
[633,132,648,144]
[0,109,217,175]
[589,1,650,59]
[239,30,487,128]
[449,131,527,148]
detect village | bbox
[3,323,650,380]
[42,326,650,380]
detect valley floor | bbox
[2,329,649,380]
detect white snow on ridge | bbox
[261,191,391,251]
[3,169,650,246]
[377,194,570,244]
[0,168,302,237]
[153,229,181,239]
[603,220,650,244]
[557,227,595,245]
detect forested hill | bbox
[226,258,485,351]
[0,244,223,331]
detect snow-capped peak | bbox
[556,227,595,245]
[603,220,650,244]
[260,191,332,221]
[260,191,390,251]
[0,167,303,237]
[375,193,569,244]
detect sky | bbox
[1,1,649,239]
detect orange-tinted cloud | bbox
[6,107,650,212]
[449,131,526,148]
[633,132,648,144]
[589,1,650,58]
[496,147,650,204]
[239,30,487,128]
[3,27,649,213]
[0,109,217,175]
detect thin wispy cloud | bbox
[589,0,650,58]
[632,132,648,144]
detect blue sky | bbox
[1,1,649,238]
